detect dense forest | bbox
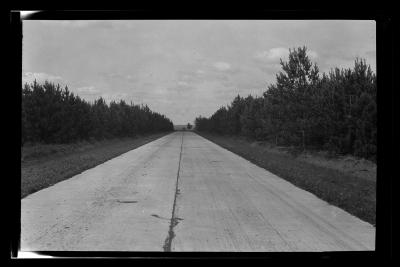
[195,47,377,161]
[21,81,174,145]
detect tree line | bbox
[195,47,376,161]
[22,80,174,145]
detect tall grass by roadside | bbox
[196,131,376,226]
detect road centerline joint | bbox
[163,132,184,252]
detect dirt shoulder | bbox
[195,132,376,225]
[21,132,172,199]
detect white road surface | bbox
[21,131,375,252]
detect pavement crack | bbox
[151,214,169,220]
[116,200,138,203]
[163,132,184,252]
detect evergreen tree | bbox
[194,47,376,160]
[21,81,174,145]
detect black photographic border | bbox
[8,8,395,262]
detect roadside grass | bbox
[196,131,376,226]
[21,132,171,199]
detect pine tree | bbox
[194,49,376,160]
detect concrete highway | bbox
[21,131,375,251]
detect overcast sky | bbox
[22,20,376,125]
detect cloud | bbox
[166,83,197,94]
[254,48,288,62]
[253,47,319,79]
[177,81,190,86]
[255,62,281,72]
[177,65,243,89]
[22,72,64,84]
[176,70,205,84]
[254,47,318,62]
[101,92,128,102]
[75,86,99,94]
[213,62,231,71]
[222,78,267,91]
[102,72,137,82]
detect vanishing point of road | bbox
[21,131,375,252]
